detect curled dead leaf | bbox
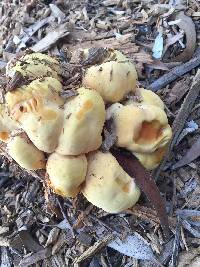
[172,136,200,170]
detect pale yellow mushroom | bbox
[133,145,168,170]
[125,88,165,110]
[47,152,87,197]
[0,104,18,143]
[6,52,60,80]
[107,103,172,154]
[56,87,105,155]
[6,77,64,153]
[5,77,63,109]
[82,151,140,213]
[7,134,46,170]
[82,50,137,103]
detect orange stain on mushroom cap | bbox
[135,120,163,144]
[76,100,93,120]
[0,131,10,142]
[11,96,58,122]
[32,159,46,169]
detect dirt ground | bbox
[0,0,200,266]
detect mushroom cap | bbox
[107,103,172,153]
[47,152,87,197]
[6,52,60,80]
[7,134,46,170]
[6,77,64,153]
[17,106,63,153]
[56,87,106,155]
[0,104,18,142]
[125,88,165,110]
[82,50,137,102]
[82,151,140,213]
[133,145,168,170]
[5,77,63,110]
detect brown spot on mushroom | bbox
[76,100,93,120]
[122,183,131,193]
[109,67,113,82]
[33,159,46,169]
[0,131,9,142]
[116,176,131,193]
[19,106,24,112]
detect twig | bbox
[148,52,200,91]
[74,235,114,264]
[171,216,181,267]
[153,69,200,180]
[56,197,76,238]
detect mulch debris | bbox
[0,0,200,266]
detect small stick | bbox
[171,216,181,267]
[148,52,200,91]
[56,197,76,238]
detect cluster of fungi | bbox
[0,48,172,213]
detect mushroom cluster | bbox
[0,49,172,213]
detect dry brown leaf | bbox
[172,136,200,170]
[166,76,190,105]
[172,12,196,62]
